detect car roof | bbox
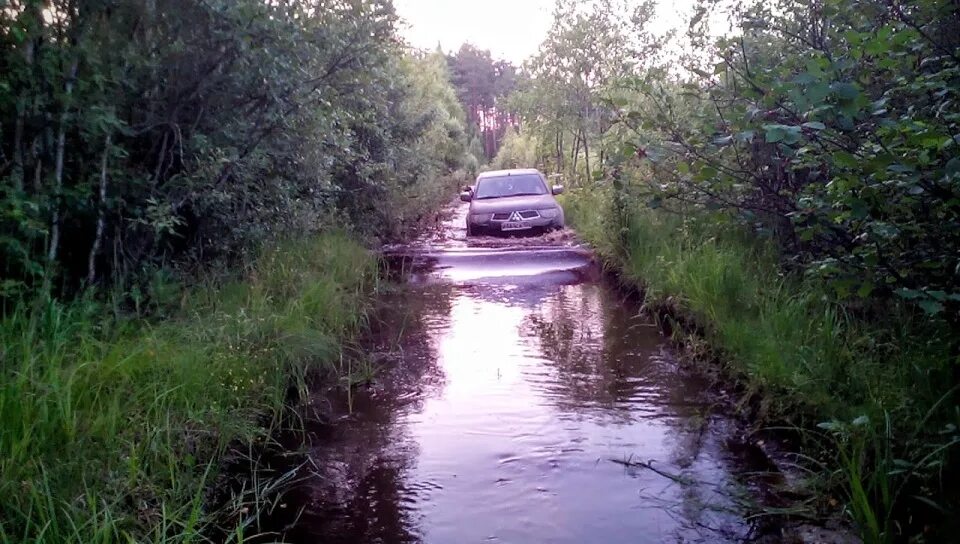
[477,168,543,179]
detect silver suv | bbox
[460,169,565,236]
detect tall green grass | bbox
[0,233,376,543]
[563,187,958,542]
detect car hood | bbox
[469,194,558,213]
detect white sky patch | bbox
[394,0,712,65]
[394,0,555,64]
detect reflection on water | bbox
[263,244,762,543]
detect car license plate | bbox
[501,221,531,231]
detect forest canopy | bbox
[0,0,476,297]
[506,0,960,320]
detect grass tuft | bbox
[0,232,376,543]
[563,187,958,542]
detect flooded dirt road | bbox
[260,204,786,543]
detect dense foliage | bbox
[512,0,959,319]
[507,0,960,540]
[509,0,667,180]
[0,0,473,297]
[636,0,960,319]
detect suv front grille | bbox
[491,210,540,221]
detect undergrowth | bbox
[0,233,376,543]
[563,187,959,543]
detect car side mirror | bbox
[459,191,472,202]
[552,185,564,195]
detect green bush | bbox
[0,1,472,296]
[489,127,539,170]
[0,233,375,542]
[565,187,959,542]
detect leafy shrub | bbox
[0,1,473,296]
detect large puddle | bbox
[256,204,783,543]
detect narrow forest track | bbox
[252,201,861,544]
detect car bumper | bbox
[468,216,563,235]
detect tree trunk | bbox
[32,156,42,194]
[571,130,581,173]
[145,0,159,115]
[485,121,496,159]
[598,117,607,173]
[555,130,564,172]
[12,113,24,191]
[47,59,79,265]
[87,134,111,286]
[11,41,35,192]
[582,129,591,183]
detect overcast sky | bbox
[394,0,704,65]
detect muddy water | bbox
[262,205,774,543]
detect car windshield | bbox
[473,174,547,199]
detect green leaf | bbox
[763,124,803,145]
[946,157,960,177]
[842,30,863,46]
[831,82,860,102]
[895,288,922,300]
[918,299,944,315]
[940,135,960,150]
[865,29,891,56]
[802,121,826,130]
[849,199,869,219]
[926,291,948,301]
[834,152,858,168]
[698,166,718,180]
[763,124,788,143]
[807,83,831,103]
[887,164,915,174]
[783,127,803,145]
[817,420,842,432]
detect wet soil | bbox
[248,202,839,543]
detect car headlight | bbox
[537,207,559,219]
[470,213,492,224]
